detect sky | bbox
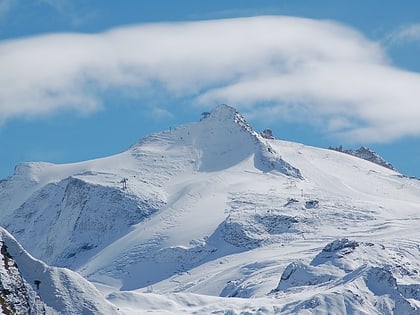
[1,0,420,178]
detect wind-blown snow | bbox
[0,104,419,314]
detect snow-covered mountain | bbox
[1,104,419,314]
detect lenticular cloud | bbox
[1,16,420,141]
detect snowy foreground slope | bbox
[0,227,118,314]
[1,104,419,314]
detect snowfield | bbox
[0,104,419,314]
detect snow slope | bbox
[0,227,118,314]
[1,104,419,314]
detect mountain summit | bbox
[131,103,302,176]
[1,104,419,314]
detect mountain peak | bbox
[206,103,237,120]
[201,104,255,135]
[129,104,302,177]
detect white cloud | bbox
[387,23,420,43]
[1,16,420,142]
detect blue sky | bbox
[1,0,420,178]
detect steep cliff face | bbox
[0,240,45,314]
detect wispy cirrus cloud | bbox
[1,16,420,142]
[387,23,420,43]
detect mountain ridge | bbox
[329,145,396,171]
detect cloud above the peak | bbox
[387,23,420,43]
[1,16,420,142]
